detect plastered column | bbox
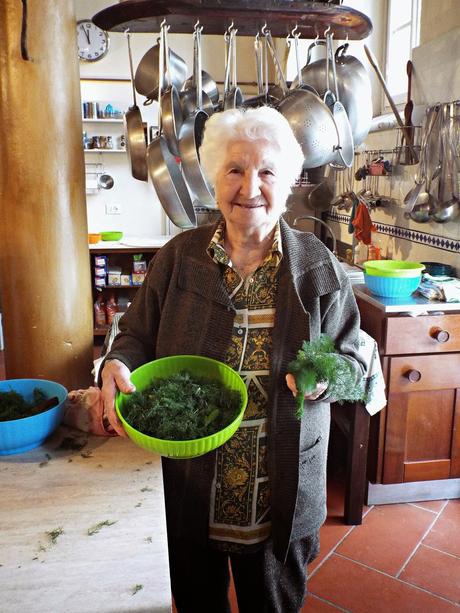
[0,0,93,389]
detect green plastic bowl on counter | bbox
[100,231,123,241]
[363,260,425,278]
[115,355,248,459]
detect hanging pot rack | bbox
[92,1,372,39]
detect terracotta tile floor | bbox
[1,350,459,611]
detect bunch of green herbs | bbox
[288,334,365,419]
[0,388,47,422]
[121,371,242,440]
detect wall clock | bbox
[77,19,110,62]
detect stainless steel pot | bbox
[296,41,372,147]
[182,70,219,106]
[124,31,148,182]
[134,37,187,103]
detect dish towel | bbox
[358,329,386,416]
[352,202,376,245]
[417,274,460,303]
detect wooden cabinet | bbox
[90,245,161,336]
[356,293,460,491]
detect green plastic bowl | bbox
[116,355,248,459]
[101,231,123,241]
[363,260,425,278]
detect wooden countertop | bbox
[0,427,171,613]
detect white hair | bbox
[199,106,304,188]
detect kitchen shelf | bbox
[92,0,372,39]
[98,285,143,289]
[84,149,126,154]
[82,118,124,123]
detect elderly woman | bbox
[101,106,365,612]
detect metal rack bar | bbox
[92,1,372,39]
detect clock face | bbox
[77,20,109,62]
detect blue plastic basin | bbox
[0,379,68,455]
[364,273,421,298]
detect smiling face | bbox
[214,139,291,238]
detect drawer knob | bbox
[431,328,450,343]
[406,369,422,383]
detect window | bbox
[384,0,421,106]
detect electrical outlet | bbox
[106,203,122,215]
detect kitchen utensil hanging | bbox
[291,31,319,96]
[432,103,460,223]
[267,28,339,169]
[134,34,187,103]
[179,23,215,118]
[123,30,148,182]
[403,104,440,213]
[325,30,354,169]
[178,23,216,209]
[160,25,183,156]
[241,32,271,108]
[223,27,244,110]
[147,23,196,228]
[364,45,419,164]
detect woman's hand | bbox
[285,373,328,401]
[101,359,136,437]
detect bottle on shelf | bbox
[94,294,107,328]
[106,293,118,326]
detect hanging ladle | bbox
[403,104,440,212]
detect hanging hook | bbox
[291,24,299,37]
[194,19,200,30]
[324,25,331,39]
[261,22,268,36]
[160,18,166,28]
[314,34,319,45]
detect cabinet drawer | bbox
[388,354,460,393]
[385,313,460,355]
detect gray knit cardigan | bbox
[105,217,366,563]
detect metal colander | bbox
[278,91,339,168]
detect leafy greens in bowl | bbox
[116,355,248,459]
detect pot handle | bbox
[125,30,138,107]
[223,27,231,97]
[192,22,204,111]
[157,22,166,132]
[263,29,288,95]
[335,43,349,61]
[254,34,264,96]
